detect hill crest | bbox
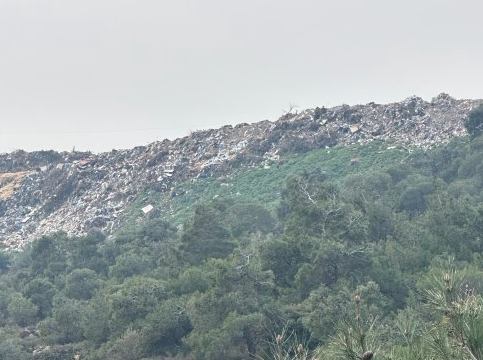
[0,93,481,249]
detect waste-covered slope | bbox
[0,93,480,249]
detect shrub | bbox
[464,103,483,138]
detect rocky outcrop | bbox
[0,94,481,249]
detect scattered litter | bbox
[0,94,481,249]
[142,204,154,214]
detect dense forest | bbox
[2,110,483,359]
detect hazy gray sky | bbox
[0,0,481,153]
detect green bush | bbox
[465,103,483,138]
[7,293,38,326]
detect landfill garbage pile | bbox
[0,93,481,249]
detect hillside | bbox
[0,93,480,249]
[0,97,483,359]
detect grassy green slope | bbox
[125,140,415,225]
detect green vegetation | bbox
[465,103,483,138]
[126,140,413,225]
[3,134,483,359]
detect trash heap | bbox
[0,94,480,249]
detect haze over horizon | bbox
[1,0,482,154]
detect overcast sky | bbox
[0,0,481,153]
